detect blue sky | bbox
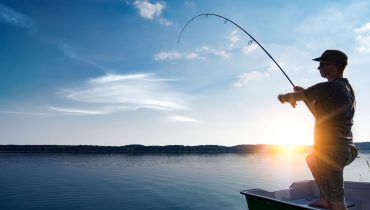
[1,0,370,146]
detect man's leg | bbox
[306,152,330,208]
[306,153,319,181]
[317,145,354,210]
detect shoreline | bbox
[1,142,368,154]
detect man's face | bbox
[318,61,337,78]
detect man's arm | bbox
[293,86,316,116]
[278,88,316,116]
[278,91,306,104]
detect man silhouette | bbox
[278,50,358,210]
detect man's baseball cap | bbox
[313,50,348,65]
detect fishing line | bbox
[177,13,295,87]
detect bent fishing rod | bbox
[177,13,295,88]
[177,13,317,114]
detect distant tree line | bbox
[0,142,368,154]
[0,144,308,153]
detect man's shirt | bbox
[304,78,355,146]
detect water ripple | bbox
[0,152,369,210]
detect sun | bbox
[272,118,313,147]
[273,111,314,148]
[279,144,297,152]
[250,107,314,148]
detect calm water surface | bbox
[1,152,370,210]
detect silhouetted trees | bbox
[0,142,368,154]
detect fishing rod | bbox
[177,13,295,87]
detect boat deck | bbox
[289,198,356,209]
[241,180,370,210]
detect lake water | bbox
[1,152,370,210]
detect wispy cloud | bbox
[234,71,270,87]
[56,42,108,71]
[154,46,231,61]
[158,29,261,62]
[354,22,370,54]
[159,17,173,26]
[49,106,107,115]
[184,1,195,7]
[133,0,164,19]
[227,30,241,49]
[293,2,369,52]
[297,9,346,35]
[242,44,258,55]
[133,0,173,26]
[354,22,370,33]
[0,3,35,30]
[226,30,261,56]
[48,105,132,115]
[89,73,156,83]
[168,114,201,123]
[57,42,79,59]
[154,51,200,61]
[198,46,230,59]
[52,73,189,115]
[0,110,51,116]
[154,51,182,60]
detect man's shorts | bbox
[313,144,358,202]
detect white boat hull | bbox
[241,180,370,210]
